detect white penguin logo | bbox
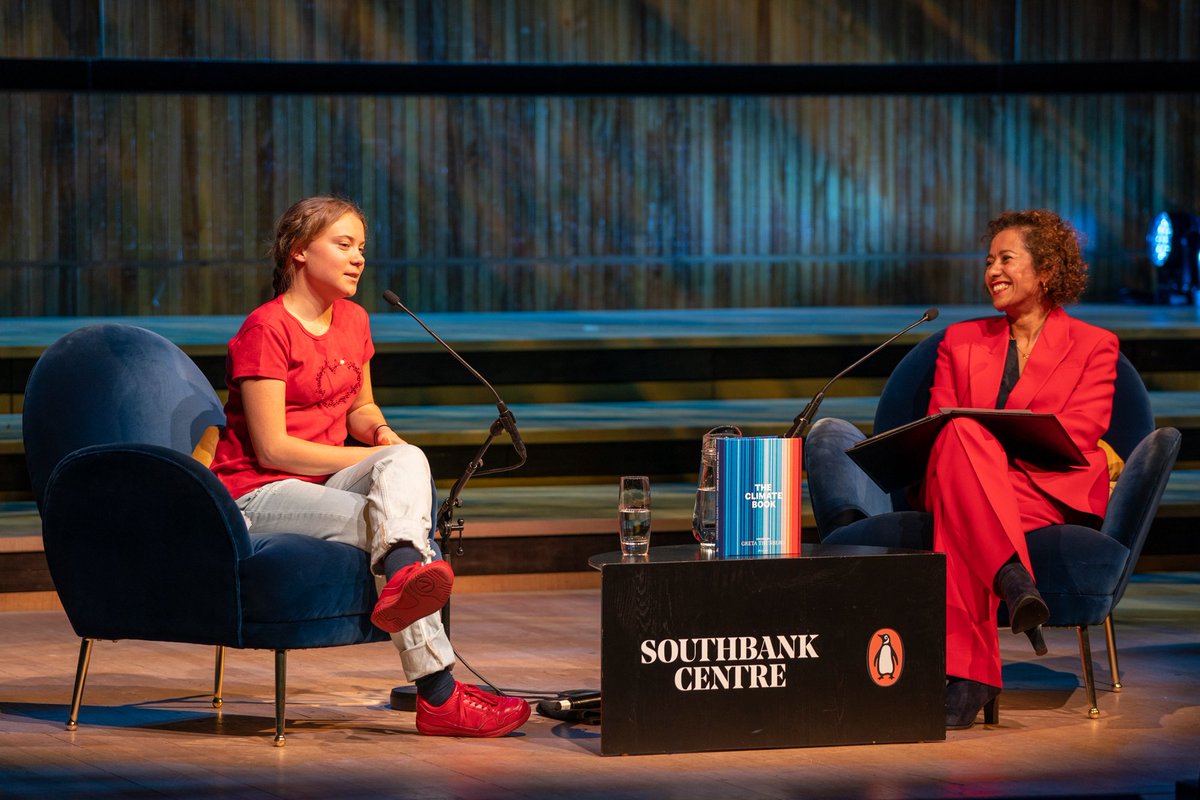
[874,633,898,681]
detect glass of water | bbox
[618,476,651,556]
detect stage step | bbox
[3,391,1198,497]
[3,305,1199,602]
[4,305,1200,411]
[4,470,1200,605]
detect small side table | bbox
[589,543,946,755]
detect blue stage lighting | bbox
[1146,211,1199,303]
[1149,212,1175,267]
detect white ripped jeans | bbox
[234,444,455,681]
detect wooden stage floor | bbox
[1,573,1198,799]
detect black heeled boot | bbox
[945,678,1001,730]
[994,561,1050,635]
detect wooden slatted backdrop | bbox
[1,0,1198,315]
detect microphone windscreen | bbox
[383,289,401,306]
[924,307,940,321]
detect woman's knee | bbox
[928,417,1010,486]
[943,416,989,438]
[937,418,1005,456]
[374,443,432,474]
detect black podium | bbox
[589,544,946,756]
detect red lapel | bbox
[965,316,1009,408]
[1004,306,1071,410]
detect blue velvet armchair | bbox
[23,323,391,745]
[805,327,1181,718]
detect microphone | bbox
[535,689,602,723]
[547,690,601,712]
[381,290,526,462]
[784,308,939,439]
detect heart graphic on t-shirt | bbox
[315,358,362,409]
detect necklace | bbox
[1009,318,1047,361]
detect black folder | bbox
[845,408,1087,493]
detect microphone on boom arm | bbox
[784,308,940,439]
[381,290,527,555]
[383,290,526,463]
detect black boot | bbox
[945,678,1001,730]
[995,561,1050,635]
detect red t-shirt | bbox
[211,296,376,500]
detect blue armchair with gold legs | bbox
[24,323,391,746]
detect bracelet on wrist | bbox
[372,423,392,445]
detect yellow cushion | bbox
[1097,439,1124,494]
[192,425,220,468]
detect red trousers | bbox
[920,419,1069,687]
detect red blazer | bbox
[926,306,1118,521]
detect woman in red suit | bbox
[921,209,1118,728]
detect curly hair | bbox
[270,196,367,297]
[984,209,1089,306]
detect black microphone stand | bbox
[434,410,522,559]
[381,290,527,560]
[784,308,939,439]
[382,291,528,712]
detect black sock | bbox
[383,545,423,580]
[415,668,456,706]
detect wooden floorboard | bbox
[1,574,1198,799]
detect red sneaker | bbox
[371,561,453,633]
[416,682,531,738]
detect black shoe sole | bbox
[1009,594,1050,635]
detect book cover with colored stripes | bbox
[715,436,804,557]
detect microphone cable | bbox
[449,644,563,702]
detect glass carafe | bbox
[691,425,742,552]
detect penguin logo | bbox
[867,628,903,686]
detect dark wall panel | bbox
[1,1,1197,315]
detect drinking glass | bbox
[618,476,651,556]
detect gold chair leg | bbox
[213,646,226,708]
[66,638,94,731]
[1076,625,1100,718]
[1104,615,1122,692]
[273,649,287,747]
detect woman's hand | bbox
[372,424,406,446]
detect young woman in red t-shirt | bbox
[210,196,529,738]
